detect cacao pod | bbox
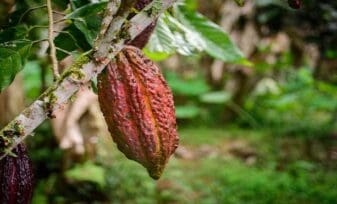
[129,0,157,49]
[288,0,301,9]
[129,21,157,49]
[0,143,34,204]
[134,0,152,11]
[98,46,179,179]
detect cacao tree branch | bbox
[93,0,121,51]
[0,0,177,160]
[93,0,136,59]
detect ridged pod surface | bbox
[0,143,34,204]
[98,46,179,179]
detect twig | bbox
[27,25,49,32]
[32,39,48,44]
[18,4,47,23]
[93,0,121,51]
[47,0,60,80]
[56,47,73,56]
[0,0,177,160]
[53,18,67,24]
[54,30,81,48]
[52,10,66,16]
[53,30,70,34]
[26,25,49,38]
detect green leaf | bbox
[234,0,245,6]
[200,91,232,104]
[183,0,198,11]
[54,24,91,60]
[145,16,176,60]
[11,40,32,63]
[145,13,202,60]
[145,11,249,64]
[53,0,69,9]
[73,15,101,46]
[0,25,29,43]
[91,77,98,94]
[165,14,204,54]
[74,19,96,46]
[65,161,105,187]
[142,48,172,61]
[0,48,22,92]
[176,6,249,65]
[175,105,200,119]
[0,40,32,62]
[66,1,107,19]
[66,1,103,48]
[166,72,210,96]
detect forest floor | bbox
[32,127,337,204]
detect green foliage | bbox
[65,162,106,187]
[66,1,105,47]
[73,16,102,46]
[200,91,232,104]
[166,71,210,96]
[0,0,104,90]
[66,1,107,19]
[104,158,158,203]
[175,6,249,65]
[145,12,205,60]
[143,16,176,61]
[0,48,21,91]
[194,159,337,204]
[175,104,200,119]
[0,26,32,91]
[53,1,105,59]
[2,1,336,203]
[22,61,43,100]
[166,71,234,122]
[244,68,337,137]
[54,24,89,60]
[145,5,248,64]
[0,25,29,42]
[0,0,249,91]
[56,127,336,204]
[255,0,337,56]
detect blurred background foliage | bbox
[0,0,337,203]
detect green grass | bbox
[99,152,337,204]
[32,127,337,203]
[178,126,268,146]
[96,127,337,204]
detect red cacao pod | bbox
[288,0,301,9]
[0,143,34,204]
[129,0,157,49]
[134,0,152,11]
[129,21,157,49]
[98,46,179,179]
